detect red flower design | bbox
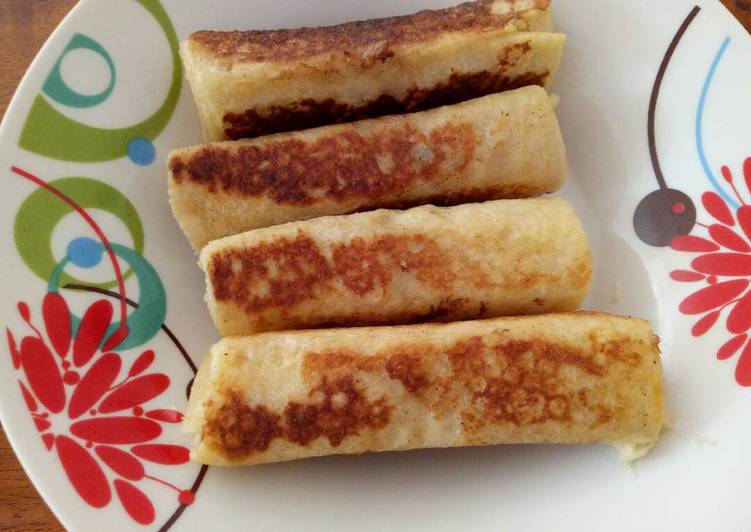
[7,293,194,525]
[670,157,751,386]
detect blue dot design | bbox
[128,138,156,166]
[67,237,103,268]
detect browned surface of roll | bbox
[168,87,566,248]
[185,312,664,466]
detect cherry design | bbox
[634,188,697,247]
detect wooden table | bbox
[0,1,749,530]
[1,2,77,528]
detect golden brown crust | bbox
[221,55,546,139]
[203,377,392,460]
[189,0,549,63]
[196,314,663,463]
[329,234,490,294]
[202,393,281,458]
[201,199,591,335]
[298,333,645,431]
[208,230,490,316]
[181,1,562,143]
[169,87,567,249]
[169,122,477,204]
[208,232,332,313]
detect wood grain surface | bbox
[1,3,77,530]
[0,1,749,531]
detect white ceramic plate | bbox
[1,1,750,530]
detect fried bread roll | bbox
[169,87,566,249]
[200,197,591,335]
[181,0,564,141]
[184,312,664,466]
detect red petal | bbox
[739,206,751,242]
[17,302,30,322]
[128,350,154,378]
[708,225,751,252]
[145,409,183,423]
[692,311,720,336]
[73,300,112,367]
[679,279,749,314]
[114,479,155,525]
[670,270,705,282]
[727,291,751,334]
[131,444,189,465]
[68,353,121,419]
[33,418,51,432]
[70,417,161,444]
[99,374,169,414]
[671,235,720,252]
[719,334,748,360]
[744,157,751,195]
[735,338,751,386]
[102,325,129,352]
[691,253,751,276]
[56,435,111,508]
[95,446,144,481]
[7,328,20,369]
[721,165,734,184]
[18,380,37,412]
[42,292,71,359]
[20,337,65,413]
[702,192,735,226]
[41,433,54,450]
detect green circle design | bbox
[42,33,117,109]
[48,243,166,351]
[18,0,181,162]
[14,177,144,289]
